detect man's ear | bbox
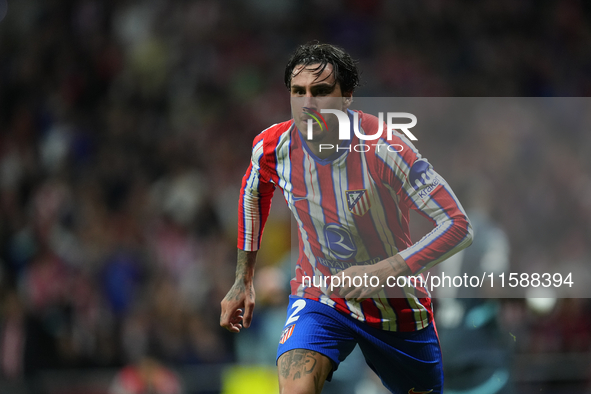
[343,94,353,109]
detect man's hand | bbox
[220,249,257,333]
[220,280,255,332]
[336,254,412,303]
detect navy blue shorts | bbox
[277,296,443,394]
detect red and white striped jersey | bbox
[238,110,472,332]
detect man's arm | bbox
[220,249,257,332]
[339,137,473,302]
[396,159,473,274]
[220,133,276,332]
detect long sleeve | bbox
[398,158,473,273]
[237,138,276,251]
[375,134,473,274]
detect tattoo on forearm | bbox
[386,256,399,273]
[226,249,256,300]
[236,249,256,278]
[279,349,319,380]
[386,254,411,277]
[235,249,250,279]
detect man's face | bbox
[290,63,352,143]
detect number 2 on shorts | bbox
[285,299,306,326]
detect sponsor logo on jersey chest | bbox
[323,224,357,259]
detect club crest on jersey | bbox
[346,189,371,216]
[279,324,295,344]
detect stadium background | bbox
[0,0,590,393]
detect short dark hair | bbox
[284,42,360,94]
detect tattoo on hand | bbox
[224,249,256,302]
[228,282,245,301]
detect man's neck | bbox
[300,110,351,159]
[303,135,345,159]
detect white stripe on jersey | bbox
[359,145,398,258]
[343,302,366,323]
[317,293,338,311]
[243,165,261,250]
[302,150,333,293]
[242,140,266,250]
[405,291,430,330]
[274,131,331,297]
[383,183,405,229]
[252,140,264,169]
[331,156,352,267]
[375,138,411,185]
[275,128,293,198]
[272,128,321,297]
[374,294,397,331]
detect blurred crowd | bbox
[1,0,591,391]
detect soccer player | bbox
[220,42,473,394]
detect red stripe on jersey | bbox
[343,151,380,256]
[358,299,384,328]
[289,130,333,278]
[237,161,275,251]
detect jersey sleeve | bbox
[374,135,473,274]
[237,137,276,251]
